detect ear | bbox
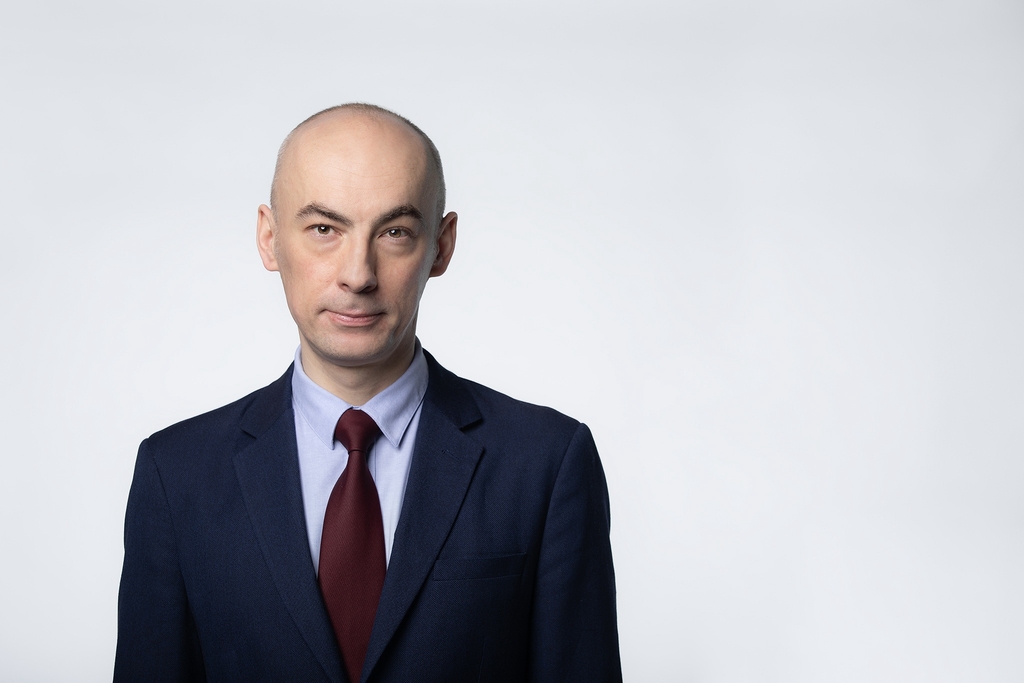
[256,204,280,272]
[429,211,458,278]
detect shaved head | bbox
[255,103,458,401]
[270,103,446,227]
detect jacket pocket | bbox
[431,552,527,581]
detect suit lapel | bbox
[362,355,483,680]
[233,368,345,683]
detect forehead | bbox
[278,113,432,212]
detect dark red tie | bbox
[319,408,385,683]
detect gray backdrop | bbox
[1,0,1022,680]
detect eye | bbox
[313,224,332,236]
[385,228,408,238]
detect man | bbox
[114,104,621,683]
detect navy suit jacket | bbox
[114,353,621,682]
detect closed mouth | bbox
[326,310,383,326]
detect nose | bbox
[337,235,377,293]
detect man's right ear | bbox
[256,204,280,272]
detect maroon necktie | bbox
[319,408,385,683]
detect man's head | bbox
[256,104,457,398]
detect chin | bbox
[308,333,400,369]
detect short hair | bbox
[270,103,446,225]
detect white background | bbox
[1,1,1022,681]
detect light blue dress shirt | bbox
[290,342,428,572]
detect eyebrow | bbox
[374,204,423,228]
[295,202,352,225]
[294,202,424,229]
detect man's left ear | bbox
[429,211,457,277]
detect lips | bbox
[325,309,383,327]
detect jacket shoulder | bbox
[424,352,584,449]
[143,366,293,458]
[462,377,580,429]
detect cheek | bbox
[279,258,332,310]
[383,261,431,303]
[277,236,328,275]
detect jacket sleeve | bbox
[529,423,622,682]
[114,439,207,682]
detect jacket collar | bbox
[235,365,347,683]
[362,350,484,680]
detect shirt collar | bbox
[290,340,429,451]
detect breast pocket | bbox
[431,552,527,581]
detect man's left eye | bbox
[386,228,407,238]
[314,225,332,235]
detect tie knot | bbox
[334,408,381,455]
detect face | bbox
[256,112,456,384]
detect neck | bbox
[298,339,416,406]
